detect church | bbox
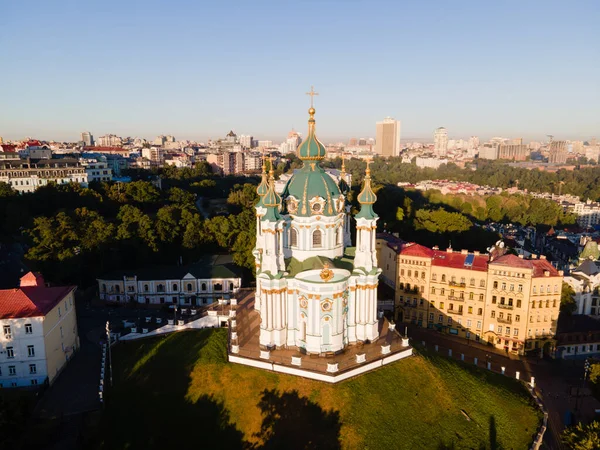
[252,101,382,355]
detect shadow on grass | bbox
[251,389,342,450]
[437,416,502,450]
[89,330,245,450]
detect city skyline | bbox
[1,1,599,142]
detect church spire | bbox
[261,157,282,221]
[356,159,378,219]
[297,87,326,161]
[256,150,269,198]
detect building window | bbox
[29,364,36,374]
[401,269,405,276]
[441,275,446,282]
[440,302,445,310]
[518,284,523,292]
[432,274,437,281]
[431,287,436,294]
[448,317,452,325]
[60,326,63,338]
[25,324,32,334]
[312,230,322,248]
[201,283,207,291]
[290,228,298,247]
[6,347,14,358]
[421,272,426,279]
[467,319,472,327]
[440,288,445,296]
[479,294,484,301]
[480,280,485,288]
[514,329,519,336]
[491,311,496,318]
[493,281,498,289]
[3,325,12,339]
[470,278,475,286]
[27,345,35,357]
[187,283,193,292]
[517,299,522,308]
[492,296,497,304]
[115,285,120,293]
[408,270,412,277]
[8,366,16,376]
[429,313,434,322]
[144,284,149,292]
[157,284,164,292]
[477,308,482,315]
[516,315,520,322]
[476,321,482,329]
[438,314,443,323]
[501,283,506,290]
[468,306,473,314]
[58,307,62,317]
[172,284,178,292]
[214,283,222,291]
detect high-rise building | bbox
[375,117,401,157]
[153,135,166,146]
[239,135,254,149]
[81,131,94,147]
[97,134,123,147]
[498,144,529,161]
[348,137,358,146]
[548,140,568,164]
[468,136,480,149]
[434,127,448,156]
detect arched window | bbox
[201,283,207,291]
[214,283,223,291]
[187,283,193,292]
[157,284,164,292]
[290,228,298,247]
[115,285,120,293]
[102,284,106,293]
[144,284,149,292]
[441,274,446,282]
[172,283,178,292]
[312,230,322,248]
[229,282,234,291]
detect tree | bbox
[168,187,196,209]
[562,421,600,449]
[589,363,600,402]
[0,182,16,198]
[414,209,472,233]
[117,205,158,251]
[561,282,577,315]
[395,207,404,222]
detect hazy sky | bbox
[1,0,599,143]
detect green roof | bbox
[98,257,242,281]
[285,255,354,278]
[282,163,341,217]
[297,108,326,161]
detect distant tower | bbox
[81,131,94,147]
[434,127,448,156]
[375,117,401,157]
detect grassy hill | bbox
[91,329,541,449]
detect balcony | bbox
[447,295,465,302]
[497,317,512,324]
[447,309,463,316]
[497,304,514,310]
[449,281,466,288]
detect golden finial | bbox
[365,158,372,177]
[261,148,266,173]
[341,155,346,174]
[268,155,275,178]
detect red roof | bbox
[400,243,435,258]
[432,250,489,272]
[0,144,17,152]
[490,254,559,277]
[0,272,76,319]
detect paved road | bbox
[405,325,600,450]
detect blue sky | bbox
[1,0,599,143]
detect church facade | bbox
[253,105,381,355]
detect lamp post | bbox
[575,358,592,412]
[105,321,113,387]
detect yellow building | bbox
[395,244,563,355]
[0,272,79,387]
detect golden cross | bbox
[305,86,319,107]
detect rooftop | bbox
[490,254,560,277]
[0,272,75,319]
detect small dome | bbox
[297,107,326,161]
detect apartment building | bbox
[394,243,563,355]
[0,158,88,193]
[0,272,79,388]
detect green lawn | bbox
[91,329,541,449]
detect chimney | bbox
[532,254,538,259]
[540,255,546,260]
[433,246,439,250]
[518,254,524,259]
[474,251,480,256]
[544,270,550,277]
[461,249,468,255]
[446,248,453,253]
[559,270,564,276]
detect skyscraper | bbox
[548,140,568,164]
[434,127,448,156]
[81,131,94,147]
[375,117,401,157]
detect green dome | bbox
[282,163,342,217]
[256,172,269,197]
[297,107,326,161]
[356,164,378,219]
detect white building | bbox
[434,127,448,156]
[97,257,241,307]
[0,272,79,388]
[257,140,273,148]
[415,156,449,169]
[82,160,112,183]
[97,134,123,147]
[239,135,254,149]
[570,200,600,227]
[253,106,381,353]
[0,158,88,193]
